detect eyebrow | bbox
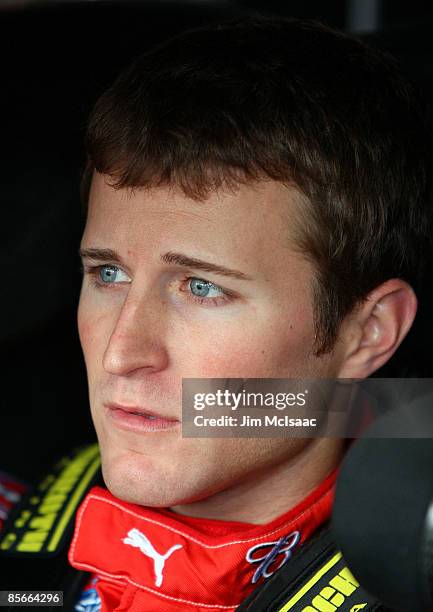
[79,248,252,281]
[79,248,120,262]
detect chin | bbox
[99,449,186,507]
[102,466,173,507]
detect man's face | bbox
[78,172,346,509]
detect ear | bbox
[337,279,417,379]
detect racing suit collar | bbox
[68,468,337,611]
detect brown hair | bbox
[83,17,433,354]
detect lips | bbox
[103,402,180,433]
[105,403,178,421]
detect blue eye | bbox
[189,278,223,298]
[98,265,130,284]
[99,266,118,283]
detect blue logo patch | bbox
[74,576,101,612]
[246,531,301,583]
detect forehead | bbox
[83,173,308,280]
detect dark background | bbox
[1,0,432,482]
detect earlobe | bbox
[338,279,417,379]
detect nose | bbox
[102,293,169,376]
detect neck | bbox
[170,438,345,524]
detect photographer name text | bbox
[193,415,317,428]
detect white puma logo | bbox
[122,528,183,587]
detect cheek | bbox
[77,297,112,371]
[182,314,314,378]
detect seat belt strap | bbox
[0,443,101,607]
[237,525,388,611]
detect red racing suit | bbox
[69,469,336,611]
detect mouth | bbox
[104,402,180,433]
